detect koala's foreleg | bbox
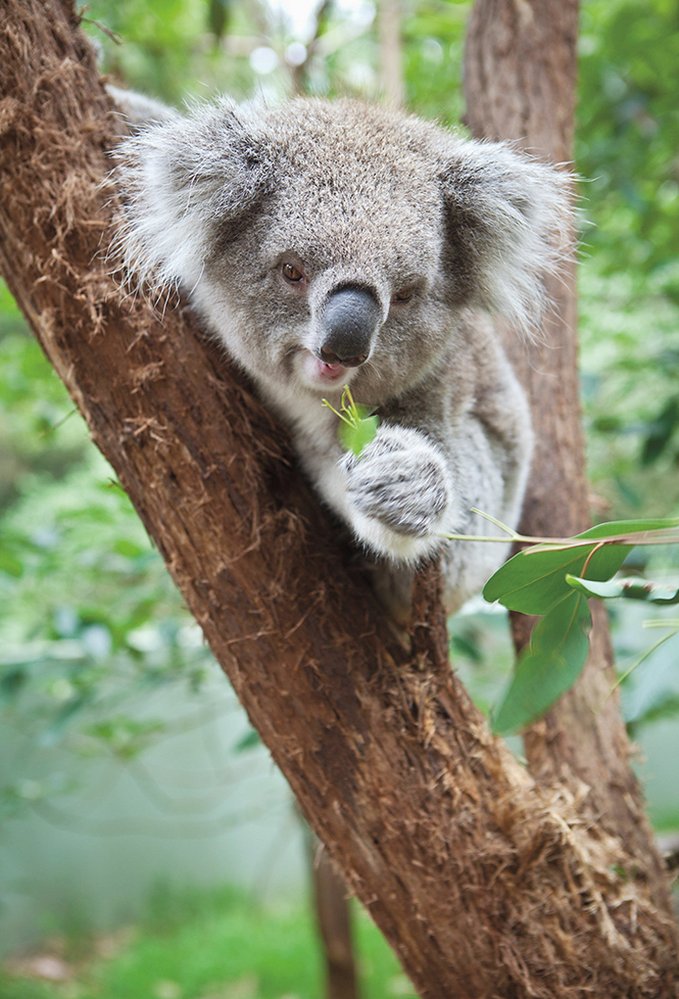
[337,376,532,613]
[438,410,531,612]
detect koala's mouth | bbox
[299,349,350,388]
[317,360,347,380]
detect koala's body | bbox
[113,93,567,613]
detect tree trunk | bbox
[0,2,677,996]
[378,0,404,108]
[309,838,360,999]
[463,0,674,911]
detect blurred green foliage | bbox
[578,1,679,276]
[577,1,679,517]
[0,886,415,998]
[1,0,678,938]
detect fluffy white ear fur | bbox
[111,99,270,293]
[441,139,572,335]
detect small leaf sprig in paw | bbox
[321,385,379,457]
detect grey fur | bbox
[111,92,570,612]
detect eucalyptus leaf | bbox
[0,549,23,576]
[208,0,232,40]
[574,516,679,538]
[234,729,261,753]
[492,593,592,735]
[566,574,679,604]
[339,414,379,457]
[0,667,26,704]
[483,543,629,615]
[323,387,379,457]
[627,692,679,736]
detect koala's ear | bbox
[439,139,571,334]
[112,99,272,293]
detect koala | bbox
[111,92,568,614]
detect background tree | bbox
[464,0,670,890]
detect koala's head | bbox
[114,97,568,401]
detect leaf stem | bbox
[469,507,521,538]
[581,541,604,579]
[438,526,679,549]
[321,398,354,428]
[613,628,679,689]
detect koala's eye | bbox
[282,262,305,284]
[391,278,425,305]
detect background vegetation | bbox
[1,0,678,994]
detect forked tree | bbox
[0,1,677,996]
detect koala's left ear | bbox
[439,139,571,334]
[111,98,273,294]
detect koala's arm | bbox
[438,324,533,610]
[315,320,531,611]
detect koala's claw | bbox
[343,428,453,557]
[347,457,448,537]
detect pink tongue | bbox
[315,358,346,380]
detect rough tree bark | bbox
[0,2,677,997]
[463,0,673,907]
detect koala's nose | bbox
[318,286,382,368]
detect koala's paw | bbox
[343,427,454,563]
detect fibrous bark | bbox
[0,2,677,996]
[464,0,673,911]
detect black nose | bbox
[318,286,382,367]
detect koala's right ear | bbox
[438,138,571,335]
[112,99,272,293]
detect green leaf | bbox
[208,0,232,40]
[566,574,679,604]
[450,631,483,663]
[627,691,679,736]
[492,593,591,735]
[483,516,679,614]
[641,398,679,466]
[0,549,23,576]
[339,414,379,457]
[322,386,380,457]
[483,543,629,615]
[113,538,146,558]
[234,729,261,753]
[85,717,165,759]
[0,667,27,704]
[573,517,679,541]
